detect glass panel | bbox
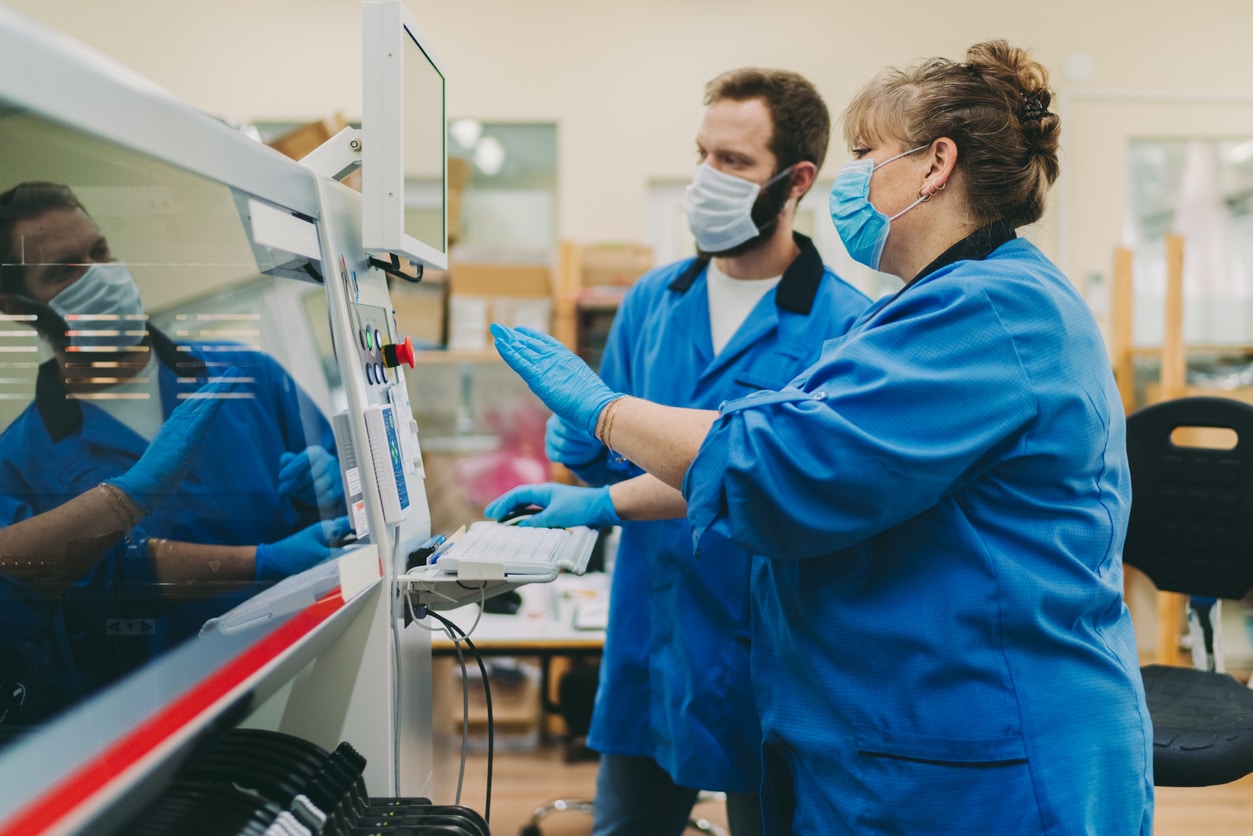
[447,121,557,257]
[403,24,446,256]
[1127,138,1253,347]
[0,106,343,746]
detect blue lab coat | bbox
[577,233,870,792]
[0,328,336,686]
[684,230,1154,834]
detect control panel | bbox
[341,266,416,389]
[331,254,421,534]
[363,402,410,523]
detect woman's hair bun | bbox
[965,40,1055,126]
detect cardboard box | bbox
[447,262,553,350]
[389,270,447,349]
[580,242,653,288]
[448,156,472,192]
[447,157,471,245]
[450,261,550,297]
[447,190,463,246]
[266,115,348,160]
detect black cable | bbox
[426,610,493,824]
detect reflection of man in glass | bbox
[0,181,347,730]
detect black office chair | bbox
[1124,395,1253,786]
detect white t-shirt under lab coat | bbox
[705,259,782,356]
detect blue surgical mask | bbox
[683,163,793,253]
[828,145,928,270]
[47,261,147,349]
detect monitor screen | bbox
[361,0,448,271]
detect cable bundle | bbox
[121,728,489,835]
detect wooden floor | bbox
[431,731,730,835]
[1154,778,1253,835]
[429,732,1253,835]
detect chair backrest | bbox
[1124,396,1253,600]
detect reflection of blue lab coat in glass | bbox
[576,234,869,792]
[685,232,1154,833]
[0,575,82,738]
[0,328,335,690]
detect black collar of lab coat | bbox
[912,220,1017,283]
[666,231,824,315]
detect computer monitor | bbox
[361,0,448,271]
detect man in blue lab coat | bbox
[0,181,346,715]
[526,69,870,836]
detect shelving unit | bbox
[414,348,502,364]
[553,240,651,362]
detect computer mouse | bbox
[483,589,523,615]
[329,531,358,549]
[499,505,542,525]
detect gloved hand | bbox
[484,483,621,529]
[490,324,622,435]
[278,446,345,510]
[254,515,352,580]
[544,414,604,467]
[106,369,240,515]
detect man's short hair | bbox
[704,68,831,176]
[0,182,86,295]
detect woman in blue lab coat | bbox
[488,41,1153,834]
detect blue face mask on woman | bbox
[827,145,929,270]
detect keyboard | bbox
[426,521,598,581]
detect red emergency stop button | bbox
[382,336,416,368]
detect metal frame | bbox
[0,4,438,828]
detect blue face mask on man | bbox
[827,145,929,270]
[46,261,147,349]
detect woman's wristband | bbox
[596,396,629,463]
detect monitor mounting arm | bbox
[301,128,422,283]
[302,126,363,181]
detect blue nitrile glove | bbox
[106,369,241,515]
[545,414,604,467]
[254,516,352,581]
[484,483,622,529]
[278,446,345,510]
[490,324,622,435]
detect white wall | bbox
[8,0,1253,298]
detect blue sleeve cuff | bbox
[682,415,734,554]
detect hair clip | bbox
[1020,94,1047,122]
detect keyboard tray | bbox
[399,521,600,610]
